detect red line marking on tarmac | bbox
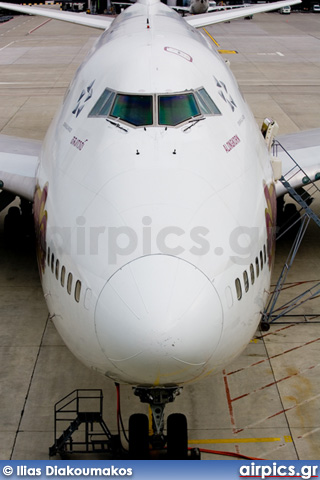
[223,370,237,432]
[223,370,241,455]
[258,324,295,339]
[234,392,320,434]
[227,336,320,376]
[232,364,318,402]
[28,18,51,34]
[223,325,320,445]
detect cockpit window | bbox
[110,94,153,126]
[195,88,221,115]
[89,87,221,127]
[89,88,115,117]
[158,93,200,126]
[89,91,153,126]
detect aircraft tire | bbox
[260,321,270,332]
[167,413,188,460]
[128,413,149,459]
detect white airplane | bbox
[111,0,241,16]
[1,0,319,459]
[172,0,216,15]
[172,0,250,15]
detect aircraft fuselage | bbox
[36,0,276,386]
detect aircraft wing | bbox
[171,5,190,12]
[0,135,41,201]
[275,128,320,197]
[185,0,301,27]
[0,3,114,30]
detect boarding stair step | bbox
[279,176,320,228]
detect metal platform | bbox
[49,389,120,458]
[262,140,320,327]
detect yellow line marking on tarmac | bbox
[202,28,220,47]
[202,28,237,54]
[188,437,283,445]
[218,49,238,54]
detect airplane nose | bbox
[94,255,223,385]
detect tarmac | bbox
[0,8,320,460]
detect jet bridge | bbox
[261,139,320,329]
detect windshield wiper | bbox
[183,117,206,132]
[106,118,128,132]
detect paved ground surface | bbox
[0,9,320,460]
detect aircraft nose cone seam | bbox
[94,254,223,384]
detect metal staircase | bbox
[49,389,120,458]
[274,139,320,229]
[279,177,320,228]
[261,140,320,328]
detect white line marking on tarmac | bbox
[0,82,36,84]
[0,41,14,52]
[257,52,285,56]
[298,426,320,440]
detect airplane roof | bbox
[86,3,221,94]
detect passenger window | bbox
[75,280,81,303]
[55,259,60,280]
[235,278,242,300]
[263,244,267,263]
[67,273,73,295]
[110,94,153,126]
[195,88,221,115]
[255,257,260,277]
[61,266,66,287]
[158,93,200,126]
[260,251,263,270]
[51,253,55,273]
[243,271,249,293]
[47,247,50,266]
[250,263,255,285]
[84,288,92,310]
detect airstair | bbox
[261,139,320,328]
[49,389,121,458]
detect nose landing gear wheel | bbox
[129,413,149,459]
[167,413,188,459]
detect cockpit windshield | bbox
[110,94,153,126]
[158,93,200,126]
[89,90,153,126]
[89,87,221,127]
